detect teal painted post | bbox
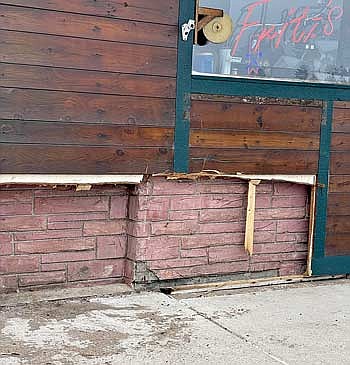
[313,101,333,260]
[174,0,195,172]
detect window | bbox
[192,0,350,84]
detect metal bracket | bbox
[182,19,195,41]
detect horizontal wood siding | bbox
[0,1,178,174]
[327,102,350,256]
[189,96,322,174]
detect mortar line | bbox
[170,295,290,365]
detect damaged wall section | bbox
[1,177,310,293]
[127,177,310,289]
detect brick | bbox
[48,221,83,230]
[181,248,207,258]
[96,235,127,259]
[15,237,95,254]
[250,262,282,272]
[257,183,273,193]
[19,271,66,287]
[137,237,180,261]
[209,245,247,263]
[0,275,18,293]
[110,195,128,219]
[0,190,32,203]
[253,243,296,254]
[255,208,306,220]
[42,251,95,264]
[276,232,308,243]
[201,194,243,209]
[127,222,151,237]
[251,252,307,264]
[199,208,243,223]
[156,261,249,280]
[0,216,46,232]
[170,196,202,210]
[272,195,307,208]
[41,263,66,272]
[0,203,32,216]
[0,233,12,255]
[0,256,39,274]
[255,195,272,209]
[255,221,276,231]
[254,231,276,243]
[182,233,244,249]
[279,261,306,276]
[127,236,137,261]
[199,222,244,234]
[124,259,135,282]
[68,259,125,281]
[151,220,199,236]
[14,229,82,241]
[149,257,208,270]
[277,219,309,233]
[197,182,247,194]
[83,220,126,236]
[152,179,196,195]
[34,196,109,214]
[273,183,308,196]
[169,211,199,221]
[48,212,108,223]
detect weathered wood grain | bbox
[330,152,350,174]
[326,233,350,256]
[327,193,350,215]
[190,100,322,132]
[0,0,179,25]
[190,130,319,150]
[0,144,173,174]
[329,175,350,193]
[0,121,174,147]
[0,5,177,48]
[0,88,175,126]
[327,215,350,233]
[0,30,177,77]
[0,64,176,99]
[190,149,319,174]
[332,108,350,133]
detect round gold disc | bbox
[203,13,233,44]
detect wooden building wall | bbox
[327,102,350,256]
[189,95,322,175]
[0,0,178,173]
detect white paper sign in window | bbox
[193,0,349,84]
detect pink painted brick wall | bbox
[0,186,128,293]
[0,177,310,292]
[128,178,309,285]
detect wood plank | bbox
[329,175,350,193]
[327,193,350,215]
[245,180,260,256]
[189,149,319,174]
[0,5,177,48]
[0,88,175,126]
[0,0,179,25]
[0,121,174,147]
[327,215,350,234]
[330,152,350,174]
[190,100,321,132]
[0,64,176,99]
[331,133,350,151]
[190,130,319,150]
[0,30,177,77]
[325,233,350,256]
[334,101,350,109]
[0,144,173,174]
[332,108,350,133]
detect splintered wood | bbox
[244,180,261,256]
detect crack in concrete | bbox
[170,295,290,365]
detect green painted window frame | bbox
[174,0,350,276]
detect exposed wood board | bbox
[244,180,260,256]
[306,185,317,276]
[0,174,143,185]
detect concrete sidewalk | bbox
[0,280,349,365]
